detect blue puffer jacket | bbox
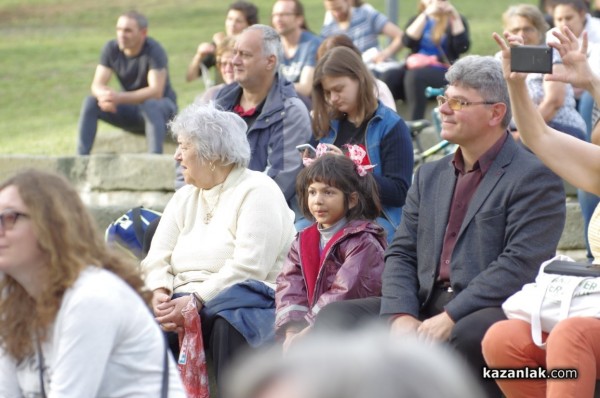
[275,220,387,335]
[215,73,312,202]
[318,102,413,228]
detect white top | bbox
[141,166,296,302]
[546,14,600,62]
[375,78,397,112]
[0,267,186,398]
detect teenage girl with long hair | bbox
[311,46,413,242]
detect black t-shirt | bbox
[100,37,177,103]
[333,113,373,148]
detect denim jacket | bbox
[318,102,413,228]
[215,73,311,203]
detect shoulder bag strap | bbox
[436,44,451,66]
[37,338,47,398]
[530,276,552,348]
[161,334,169,398]
[130,207,145,246]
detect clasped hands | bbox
[152,289,198,333]
[390,311,455,343]
[96,88,120,113]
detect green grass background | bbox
[1,0,536,155]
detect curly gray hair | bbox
[169,101,251,168]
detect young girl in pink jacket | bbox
[275,146,387,352]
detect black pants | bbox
[313,294,506,398]
[379,65,448,121]
[403,66,448,121]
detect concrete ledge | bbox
[93,129,178,155]
[559,199,586,250]
[0,154,588,250]
[0,154,175,231]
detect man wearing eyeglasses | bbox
[272,0,321,104]
[314,55,566,398]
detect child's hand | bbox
[282,326,311,354]
[321,143,343,155]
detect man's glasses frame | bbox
[436,95,496,111]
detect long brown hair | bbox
[312,46,377,139]
[0,169,150,362]
[418,1,449,45]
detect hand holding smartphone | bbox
[296,144,317,158]
[510,45,553,74]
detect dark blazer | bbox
[380,135,566,322]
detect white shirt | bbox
[0,267,186,398]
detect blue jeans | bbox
[578,189,600,261]
[574,93,599,262]
[578,90,594,136]
[77,95,177,155]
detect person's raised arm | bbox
[294,65,315,97]
[546,28,600,114]
[372,22,403,63]
[493,30,600,196]
[444,1,466,36]
[538,64,567,122]
[186,42,215,82]
[404,12,428,43]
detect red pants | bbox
[482,317,600,398]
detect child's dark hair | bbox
[296,154,381,221]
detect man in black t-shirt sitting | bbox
[77,11,177,155]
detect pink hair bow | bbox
[344,144,375,177]
[302,143,330,167]
[301,143,376,177]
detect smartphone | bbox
[544,260,600,277]
[296,144,317,156]
[511,45,553,74]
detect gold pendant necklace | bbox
[201,184,224,224]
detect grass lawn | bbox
[0,0,536,155]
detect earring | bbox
[210,162,216,172]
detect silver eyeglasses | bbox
[436,95,496,111]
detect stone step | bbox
[0,154,588,250]
[93,129,178,155]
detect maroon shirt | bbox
[437,133,508,282]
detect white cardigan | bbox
[141,166,296,302]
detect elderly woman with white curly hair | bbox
[141,101,296,391]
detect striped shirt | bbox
[321,4,388,54]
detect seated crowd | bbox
[3,1,600,398]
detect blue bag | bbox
[105,206,162,259]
